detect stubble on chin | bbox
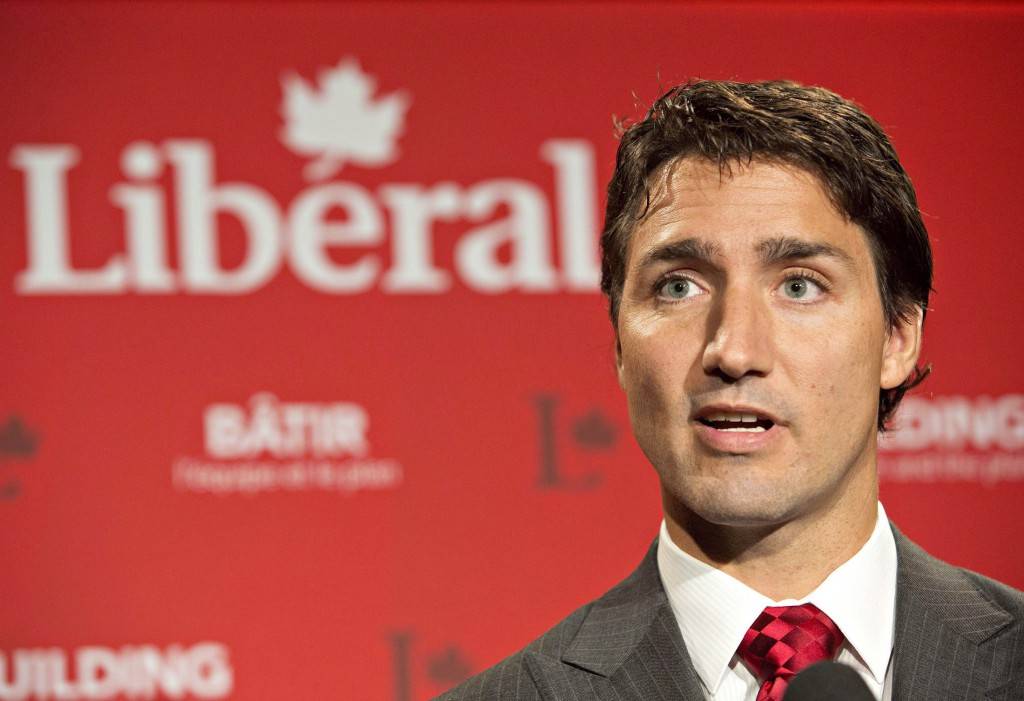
[658,454,806,530]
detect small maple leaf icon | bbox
[0,416,38,459]
[571,408,618,451]
[426,645,473,687]
[280,57,410,181]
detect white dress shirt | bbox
[656,502,897,701]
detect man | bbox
[438,80,1024,701]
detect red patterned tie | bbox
[737,603,845,701]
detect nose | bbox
[701,284,774,381]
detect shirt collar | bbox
[800,502,897,685]
[656,502,897,694]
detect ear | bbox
[615,334,627,390]
[880,306,923,390]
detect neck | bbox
[662,468,878,601]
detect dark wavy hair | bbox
[601,79,931,430]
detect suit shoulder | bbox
[896,527,1024,624]
[961,567,1024,620]
[431,602,593,701]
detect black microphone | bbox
[784,661,875,700]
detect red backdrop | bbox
[2,3,1022,700]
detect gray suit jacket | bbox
[436,527,1024,700]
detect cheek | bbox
[788,317,882,424]
[620,324,700,416]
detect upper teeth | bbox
[707,412,760,423]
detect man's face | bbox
[615,158,920,529]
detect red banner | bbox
[2,3,1022,699]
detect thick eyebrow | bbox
[635,238,722,271]
[634,235,856,275]
[758,236,855,268]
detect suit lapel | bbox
[891,526,1016,700]
[554,539,705,700]
[533,526,1020,700]
[606,607,705,700]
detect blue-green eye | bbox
[659,278,701,300]
[780,276,824,300]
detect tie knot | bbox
[737,603,844,701]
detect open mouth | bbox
[697,412,775,433]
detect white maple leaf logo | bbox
[279,57,410,181]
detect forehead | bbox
[627,157,871,267]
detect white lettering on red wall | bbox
[8,58,601,296]
[0,643,232,700]
[8,139,598,295]
[881,395,1024,452]
[174,393,402,495]
[204,392,369,459]
[879,395,1024,484]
